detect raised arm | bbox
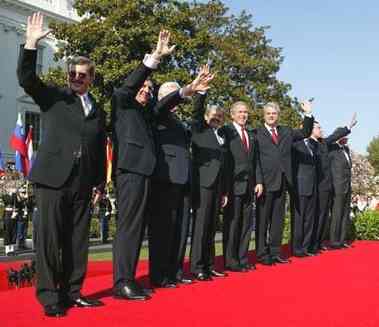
[17,12,56,110]
[323,113,357,145]
[292,100,315,141]
[152,64,215,117]
[115,30,176,102]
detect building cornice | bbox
[0,0,80,23]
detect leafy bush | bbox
[355,210,379,240]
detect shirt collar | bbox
[233,121,245,133]
[265,123,277,133]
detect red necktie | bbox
[271,128,279,145]
[241,128,249,152]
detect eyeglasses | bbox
[68,71,88,80]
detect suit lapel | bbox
[85,93,98,119]
[65,89,85,118]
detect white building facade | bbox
[0,0,79,163]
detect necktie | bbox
[271,128,279,145]
[241,128,249,152]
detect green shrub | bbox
[355,210,379,240]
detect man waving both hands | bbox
[112,30,215,301]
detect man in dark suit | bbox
[148,68,214,288]
[190,94,229,281]
[255,101,314,265]
[309,115,356,253]
[112,32,213,299]
[292,121,321,257]
[18,13,106,317]
[329,135,355,249]
[222,101,263,272]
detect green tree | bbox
[44,0,302,126]
[367,135,379,175]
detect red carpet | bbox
[1,241,379,327]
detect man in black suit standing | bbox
[222,101,263,272]
[18,13,106,317]
[309,114,357,253]
[255,101,314,265]
[148,68,214,288]
[112,32,213,300]
[292,119,321,257]
[329,134,355,249]
[190,94,229,281]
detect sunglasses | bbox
[68,71,88,80]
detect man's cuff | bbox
[304,113,313,118]
[143,54,160,69]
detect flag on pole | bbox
[25,126,34,175]
[9,113,28,176]
[106,137,113,184]
[0,147,5,177]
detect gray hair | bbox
[158,81,180,101]
[263,102,281,114]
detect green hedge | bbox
[355,210,379,240]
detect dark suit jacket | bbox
[190,94,228,192]
[153,112,191,185]
[329,143,352,194]
[111,63,184,177]
[255,116,314,192]
[293,139,318,196]
[222,124,263,196]
[318,127,351,192]
[17,47,106,189]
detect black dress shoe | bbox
[271,256,290,264]
[257,257,274,265]
[308,249,321,255]
[194,272,212,281]
[66,296,104,308]
[209,270,228,277]
[44,304,66,317]
[320,245,328,251]
[6,251,16,257]
[243,263,256,271]
[226,265,248,272]
[304,251,315,257]
[142,287,154,295]
[328,243,342,250]
[151,280,177,289]
[114,281,151,301]
[176,277,194,285]
[293,252,307,257]
[342,243,352,248]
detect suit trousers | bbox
[173,191,192,280]
[330,189,351,246]
[113,171,150,288]
[223,191,253,268]
[256,177,288,259]
[292,190,317,255]
[310,190,332,251]
[190,180,222,274]
[35,163,92,306]
[148,182,184,283]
